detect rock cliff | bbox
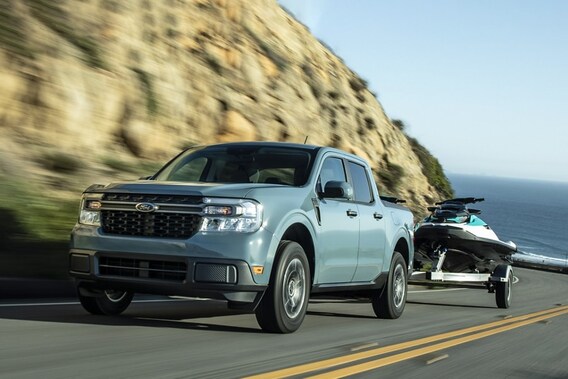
[0,0,451,227]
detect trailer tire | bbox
[496,273,512,309]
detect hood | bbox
[85,180,285,199]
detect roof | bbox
[199,141,321,151]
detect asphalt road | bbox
[0,267,566,379]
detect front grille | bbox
[101,211,201,239]
[99,256,187,282]
[102,193,202,205]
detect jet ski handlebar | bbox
[427,198,485,218]
[435,197,484,205]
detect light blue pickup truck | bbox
[70,142,414,333]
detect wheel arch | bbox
[280,223,315,286]
[394,237,411,272]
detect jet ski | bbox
[414,197,517,274]
[412,197,517,308]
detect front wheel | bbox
[255,241,310,333]
[78,289,134,315]
[372,252,407,319]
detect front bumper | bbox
[69,249,267,310]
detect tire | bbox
[496,273,512,309]
[78,288,134,315]
[255,241,310,333]
[372,252,407,319]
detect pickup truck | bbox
[70,142,414,333]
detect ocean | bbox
[448,174,568,263]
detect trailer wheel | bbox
[372,252,407,319]
[496,273,512,309]
[493,264,513,309]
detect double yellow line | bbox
[245,305,568,379]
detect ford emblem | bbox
[135,202,158,212]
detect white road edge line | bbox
[408,288,466,294]
[0,290,463,307]
[0,298,198,308]
[0,301,81,307]
[0,277,520,308]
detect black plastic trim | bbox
[310,272,388,299]
[69,249,266,306]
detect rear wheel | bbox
[255,241,310,333]
[372,252,407,319]
[78,289,134,315]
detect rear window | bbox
[348,161,373,203]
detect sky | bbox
[278,0,568,183]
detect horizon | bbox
[278,0,568,183]
[447,171,568,185]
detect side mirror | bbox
[322,181,353,200]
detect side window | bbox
[348,161,373,203]
[317,157,347,192]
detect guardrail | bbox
[511,253,568,274]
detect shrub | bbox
[0,1,35,58]
[102,157,137,173]
[364,117,376,130]
[137,160,164,176]
[25,0,106,68]
[391,119,406,131]
[131,67,159,116]
[244,25,289,71]
[280,5,310,32]
[101,0,123,12]
[328,91,340,99]
[103,156,163,176]
[258,40,288,70]
[317,38,336,55]
[378,161,405,191]
[41,152,82,173]
[349,76,368,92]
[0,176,78,242]
[406,136,454,198]
[301,63,324,99]
[204,53,222,74]
[0,207,28,240]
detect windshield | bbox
[153,145,316,186]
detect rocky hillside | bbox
[0,0,452,241]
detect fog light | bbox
[70,254,90,273]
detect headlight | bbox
[201,198,262,233]
[78,195,102,226]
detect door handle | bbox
[373,212,383,220]
[346,210,358,217]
